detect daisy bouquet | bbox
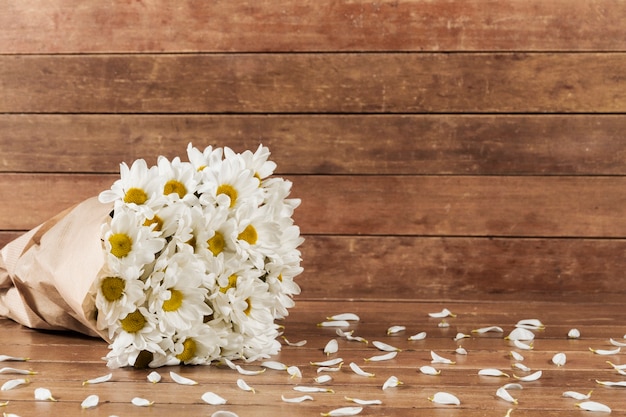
[0,144,303,369]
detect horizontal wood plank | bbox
[2,1,626,53]
[3,53,626,113]
[2,114,626,175]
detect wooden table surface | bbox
[1,297,625,417]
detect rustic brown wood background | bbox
[2,0,626,300]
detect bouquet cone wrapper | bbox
[0,197,112,341]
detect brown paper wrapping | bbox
[0,197,113,341]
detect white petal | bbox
[321,406,363,417]
[131,397,154,407]
[210,411,238,417]
[506,327,535,341]
[609,338,626,347]
[287,366,302,378]
[336,329,368,344]
[577,401,612,413]
[502,383,523,390]
[419,366,441,376]
[1,379,28,391]
[311,358,343,367]
[318,320,350,328]
[147,371,161,383]
[315,374,333,384]
[282,337,307,347]
[201,392,227,405]
[596,380,626,387]
[324,339,339,355]
[496,387,518,404]
[514,370,542,382]
[512,363,531,372]
[428,308,456,318]
[281,394,313,403]
[82,373,112,386]
[438,320,450,328]
[81,394,99,409]
[345,396,382,405]
[408,332,427,341]
[34,387,56,401]
[3,413,20,417]
[568,328,581,339]
[563,391,592,400]
[1,402,10,407]
[364,351,397,362]
[382,376,402,390]
[317,364,342,373]
[455,346,468,355]
[387,325,406,335]
[349,362,375,377]
[590,347,621,355]
[606,361,626,370]
[220,358,237,370]
[0,355,28,362]
[552,352,567,366]
[235,365,266,376]
[293,386,334,393]
[327,313,360,321]
[261,361,288,371]
[372,341,401,352]
[472,326,504,334]
[454,332,470,342]
[170,371,198,386]
[236,378,255,393]
[429,391,460,405]
[515,319,544,330]
[513,340,533,350]
[510,351,525,361]
[0,368,35,375]
[478,368,510,377]
[430,351,456,365]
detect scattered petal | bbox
[317,364,342,373]
[419,366,441,376]
[0,401,9,407]
[336,329,368,344]
[506,328,535,341]
[387,325,406,335]
[590,347,620,356]
[502,383,523,390]
[512,363,531,372]
[318,320,350,328]
[504,409,514,417]
[293,386,334,393]
[201,392,227,405]
[513,340,533,350]
[408,332,427,341]
[324,339,339,355]
[235,364,266,376]
[345,396,382,405]
[0,356,28,362]
[0,368,35,375]
[606,361,626,370]
[596,380,626,387]
[455,346,468,355]
[311,358,343,367]
[514,370,542,382]
[472,326,504,334]
[81,394,99,409]
[349,362,375,377]
[236,378,255,393]
[609,338,626,347]
[315,374,332,384]
[287,366,302,378]
[1,378,28,391]
[431,351,456,365]
[479,368,510,378]
[170,371,198,386]
[515,319,545,330]
[552,353,567,366]
[82,373,112,386]
[220,358,237,370]
[327,313,360,321]
[429,391,460,405]
[131,397,153,407]
[568,328,581,339]
[576,401,611,413]
[454,332,470,342]
[496,386,518,404]
[510,351,525,361]
[281,394,313,403]
[34,387,56,401]
[429,308,456,318]
[563,391,592,400]
[211,411,239,417]
[364,351,397,362]
[438,320,450,328]
[282,336,307,347]
[372,341,401,352]
[382,376,402,390]
[147,371,161,383]
[321,406,363,417]
[262,361,288,371]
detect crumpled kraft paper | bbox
[0,197,113,341]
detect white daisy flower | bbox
[94,266,146,332]
[198,155,263,210]
[231,144,276,181]
[186,143,224,172]
[157,156,199,206]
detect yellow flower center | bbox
[237,224,257,245]
[108,233,132,258]
[120,310,146,333]
[124,187,148,205]
[277,273,283,282]
[143,215,164,232]
[176,338,197,362]
[186,235,197,250]
[100,276,125,302]
[162,289,183,312]
[220,274,238,293]
[164,179,187,198]
[207,231,225,256]
[217,184,238,208]
[244,298,252,316]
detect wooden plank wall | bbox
[1,1,626,300]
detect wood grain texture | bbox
[3,53,626,113]
[2,0,626,53]
[3,114,626,175]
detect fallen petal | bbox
[211,411,239,417]
[609,338,626,347]
[387,325,406,335]
[262,361,288,371]
[428,308,456,318]
[515,319,545,330]
[364,351,397,362]
[170,371,198,386]
[336,329,368,344]
[34,387,56,401]
[220,358,237,370]
[552,353,567,366]
[0,356,28,362]
[235,365,266,376]
[236,378,255,393]
[324,339,339,355]
[317,364,342,373]
[321,406,363,417]
[576,401,611,413]
[327,313,360,321]
[82,373,112,386]
[311,358,343,367]
[596,380,626,387]
[318,320,350,328]
[496,386,518,404]
[514,370,542,382]
[408,332,427,341]
[429,391,460,405]
[512,340,533,350]
[510,351,525,361]
[512,363,531,372]
[506,328,535,341]
[455,346,468,355]
[590,347,621,356]
[479,368,510,378]
[1,379,28,391]
[454,332,470,342]
[345,396,382,405]
[315,374,333,384]
[568,328,581,339]
[372,341,401,352]
[606,361,626,370]
[349,362,375,377]
[0,401,9,407]
[131,397,154,407]
[563,391,592,400]
[81,394,99,409]
[419,366,441,376]
[382,376,402,390]
[287,366,302,378]
[438,320,450,328]
[293,386,334,393]
[502,383,523,390]
[147,371,161,383]
[282,336,307,347]
[431,351,456,365]
[472,326,504,334]
[0,368,35,375]
[281,394,313,403]
[202,392,227,405]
